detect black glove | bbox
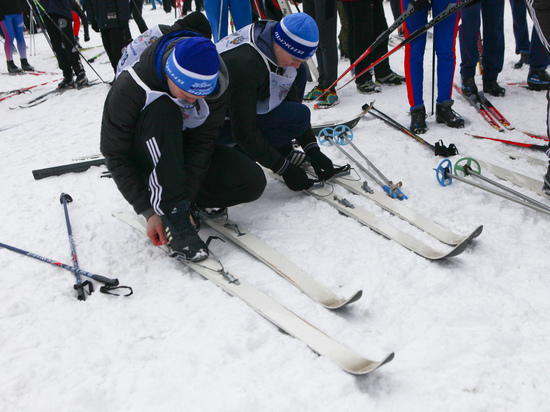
[308,147,335,181]
[282,163,314,191]
[91,21,99,33]
[409,0,431,11]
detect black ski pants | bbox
[133,96,266,215]
[43,13,85,78]
[101,27,131,73]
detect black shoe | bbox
[20,58,35,72]
[377,71,406,85]
[7,60,22,74]
[461,76,478,97]
[544,164,550,196]
[74,72,88,87]
[410,105,427,134]
[356,79,381,94]
[483,79,506,97]
[436,100,464,129]
[514,51,529,69]
[527,68,550,91]
[58,75,74,89]
[161,200,209,262]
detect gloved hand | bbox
[308,147,335,181]
[282,163,314,191]
[91,21,99,32]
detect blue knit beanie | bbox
[273,14,319,60]
[165,37,220,96]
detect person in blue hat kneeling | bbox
[101,13,266,263]
[216,13,336,192]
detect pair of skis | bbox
[267,167,482,261]
[11,80,102,109]
[453,83,549,152]
[112,209,394,375]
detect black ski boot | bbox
[161,199,208,262]
[74,72,88,87]
[58,75,74,89]
[527,68,550,91]
[461,76,478,97]
[20,58,35,72]
[543,163,550,196]
[483,79,506,97]
[514,51,529,69]
[436,100,464,129]
[7,60,22,74]
[410,105,427,134]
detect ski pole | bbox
[367,104,458,157]
[435,159,550,216]
[0,241,123,287]
[453,158,550,213]
[60,193,93,301]
[317,2,418,100]
[319,126,407,200]
[338,0,474,92]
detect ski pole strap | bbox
[74,280,94,301]
[99,285,133,297]
[434,140,459,157]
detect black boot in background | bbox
[20,58,35,72]
[7,60,22,73]
[436,100,465,129]
[410,105,427,134]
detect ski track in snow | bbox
[1,5,550,412]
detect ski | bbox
[453,83,504,132]
[465,133,548,152]
[32,158,106,180]
[266,171,480,260]
[200,209,362,309]
[311,104,371,136]
[112,209,394,375]
[474,91,549,140]
[0,78,62,102]
[13,80,102,109]
[454,83,548,140]
[476,158,549,199]
[315,166,483,246]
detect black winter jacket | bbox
[100,13,227,217]
[81,0,129,30]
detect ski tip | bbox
[345,352,395,375]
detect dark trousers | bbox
[303,0,338,89]
[510,0,549,69]
[459,0,505,80]
[44,13,84,78]
[342,0,392,84]
[101,27,131,73]
[135,96,266,214]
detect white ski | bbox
[323,170,483,246]
[112,209,394,375]
[476,158,549,200]
[201,211,362,309]
[267,172,481,260]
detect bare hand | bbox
[147,214,168,246]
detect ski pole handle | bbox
[90,274,119,287]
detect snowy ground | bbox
[1,4,550,411]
